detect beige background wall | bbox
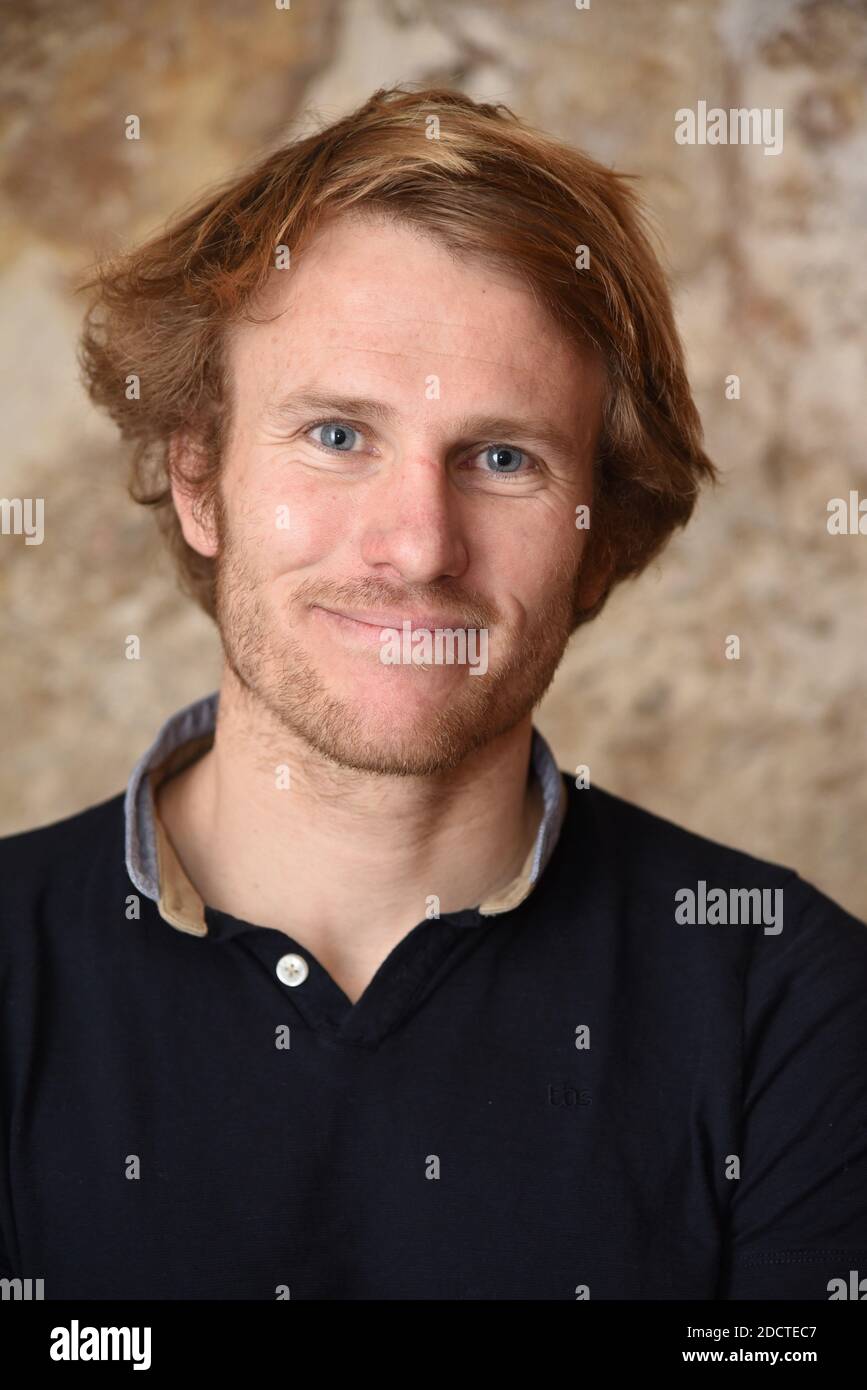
[1,0,865,915]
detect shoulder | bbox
[0,791,125,857]
[561,774,867,948]
[566,776,795,883]
[0,793,127,912]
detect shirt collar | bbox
[125,690,568,937]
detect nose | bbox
[359,452,469,585]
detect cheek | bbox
[494,514,581,609]
[272,509,338,574]
[229,458,348,578]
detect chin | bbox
[286,685,500,776]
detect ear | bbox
[575,560,610,613]
[571,532,614,627]
[574,531,612,611]
[167,431,219,559]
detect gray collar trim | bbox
[124,690,566,907]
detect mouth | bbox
[311,604,470,635]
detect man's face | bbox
[188,213,606,775]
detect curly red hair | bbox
[79,84,716,625]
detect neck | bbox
[157,669,544,996]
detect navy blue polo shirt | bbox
[1,692,866,1300]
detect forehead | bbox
[227,213,605,420]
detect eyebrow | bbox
[266,390,581,458]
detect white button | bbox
[276,953,308,987]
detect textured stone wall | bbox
[1,0,865,915]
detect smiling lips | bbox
[313,604,470,632]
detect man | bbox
[1,85,865,1301]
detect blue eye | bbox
[485,445,525,474]
[311,421,360,452]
